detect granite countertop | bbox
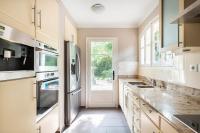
[119,78,200,133]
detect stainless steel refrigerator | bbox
[64,41,81,125]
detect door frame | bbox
[86,37,118,108]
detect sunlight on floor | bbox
[64,109,131,133]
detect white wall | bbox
[77,28,138,106]
[138,6,200,89]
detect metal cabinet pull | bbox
[31,7,36,24]
[37,126,41,133]
[37,10,42,29]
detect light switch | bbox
[189,64,198,72]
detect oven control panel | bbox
[36,71,59,81]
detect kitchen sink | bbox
[128,82,146,85]
[137,85,154,88]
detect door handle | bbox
[113,70,115,80]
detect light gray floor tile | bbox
[63,108,130,133]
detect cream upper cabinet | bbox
[0,78,37,133]
[65,16,77,44]
[0,0,35,37]
[35,0,59,49]
[141,111,160,133]
[37,106,59,133]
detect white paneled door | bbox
[86,38,118,108]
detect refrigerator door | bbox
[75,46,81,89]
[64,41,77,93]
[65,89,81,125]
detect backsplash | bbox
[140,76,200,100]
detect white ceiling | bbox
[62,0,159,28]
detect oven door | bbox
[36,50,58,72]
[37,78,59,114]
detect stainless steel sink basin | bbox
[137,85,154,88]
[128,82,146,85]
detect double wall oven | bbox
[35,41,59,117]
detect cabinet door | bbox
[36,0,59,49]
[0,0,35,37]
[162,0,179,47]
[141,111,160,133]
[65,16,77,44]
[37,106,59,133]
[118,80,124,111]
[0,78,37,133]
[161,118,178,133]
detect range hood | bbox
[161,45,200,55]
[171,0,200,24]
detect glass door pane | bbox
[90,41,113,91]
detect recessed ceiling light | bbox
[91,4,105,13]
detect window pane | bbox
[152,19,160,64]
[90,41,113,91]
[141,48,145,65]
[146,28,151,45]
[140,36,145,48]
[145,45,151,65]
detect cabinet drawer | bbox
[132,95,140,106]
[141,101,160,126]
[161,118,179,133]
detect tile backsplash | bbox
[140,76,200,100]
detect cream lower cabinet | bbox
[119,80,124,111]
[0,78,37,133]
[0,0,35,37]
[37,106,59,133]
[35,0,59,49]
[141,111,160,133]
[160,118,179,133]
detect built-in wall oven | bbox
[35,41,59,119]
[35,41,58,72]
[36,71,59,115]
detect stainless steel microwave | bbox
[35,41,59,72]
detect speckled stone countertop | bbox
[119,78,200,133]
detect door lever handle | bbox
[113,70,115,80]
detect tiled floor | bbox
[63,108,131,133]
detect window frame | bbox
[139,16,160,67]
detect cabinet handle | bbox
[31,7,36,24]
[37,10,42,29]
[37,126,41,133]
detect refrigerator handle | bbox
[72,89,81,95]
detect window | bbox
[152,19,160,65]
[140,17,160,66]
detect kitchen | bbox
[0,0,200,133]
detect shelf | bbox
[171,0,200,24]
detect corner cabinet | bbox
[36,106,59,133]
[0,78,37,133]
[0,0,35,37]
[35,0,59,49]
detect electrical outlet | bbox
[189,64,198,72]
[198,64,200,72]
